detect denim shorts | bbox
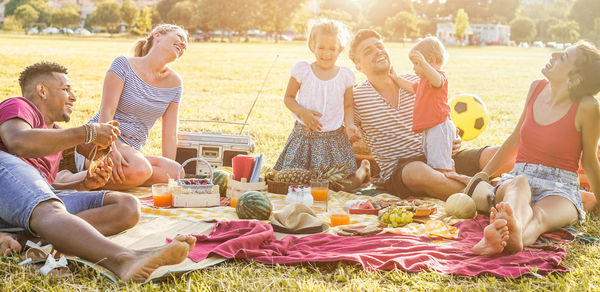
[491,162,585,223]
[0,151,106,234]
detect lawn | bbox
[1,33,599,291]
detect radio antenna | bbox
[239,54,279,134]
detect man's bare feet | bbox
[0,233,22,256]
[116,234,196,283]
[494,202,523,253]
[356,160,371,184]
[472,218,509,256]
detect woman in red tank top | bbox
[471,41,600,256]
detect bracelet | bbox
[89,123,97,143]
[83,124,91,144]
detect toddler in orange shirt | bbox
[390,37,455,172]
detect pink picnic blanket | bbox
[181,215,568,278]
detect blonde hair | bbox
[133,24,188,57]
[307,18,350,52]
[410,36,448,67]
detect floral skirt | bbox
[274,122,357,174]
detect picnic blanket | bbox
[178,217,568,278]
[129,187,462,239]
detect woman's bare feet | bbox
[472,218,509,256]
[116,234,196,283]
[0,233,22,256]
[494,202,523,253]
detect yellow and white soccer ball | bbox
[449,94,489,141]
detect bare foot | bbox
[494,202,523,254]
[0,233,22,256]
[472,219,509,256]
[356,160,371,184]
[117,234,196,282]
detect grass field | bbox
[1,33,600,291]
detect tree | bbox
[136,7,153,32]
[384,11,419,41]
[320,0,360,20]
[454,8,469,44]
[443,0,489,21]
[291,5,313,36]
[510,16,537,43]
[569,0,600,38]
[24,0,52,26]
[414,0,442,19]
[489,0,519,24]
[318,9,356,32]
[594,18,600,46]
[14,4,38,28]
[89,0,121,34]
[2,15,23,31]
[156,0,181,23]
[120,0,138,30]
[536,17,559,42]
[258,0,304,43]
[548,20,580,43]
[366,0,414,29]
[166,1,193,28]
[3,0,25,16]
[51,4,80,28]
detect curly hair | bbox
[349,29,382,64]
[410,36,448,67]
[18,62,68,95]
[568,40,600,100]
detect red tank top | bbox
[516,80,582,172]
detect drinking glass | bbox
[152,183,173,207]
[310,179,328,212]
[329,207,350,227]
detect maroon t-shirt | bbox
[0,97,62,185]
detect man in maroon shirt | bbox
[0,62,194,282]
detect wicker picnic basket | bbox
[266,180,295,194]
[176,157,218,195]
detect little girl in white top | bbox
[274,19,369,188]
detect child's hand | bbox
[299,109,323,132]
[388,66,398,79]
[345,124,361,142]
[409,50,426,65]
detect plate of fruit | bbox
[378,203,414,228]
[346,200,381,215]
[376,199,437,217]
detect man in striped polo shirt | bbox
[349,29,511,200]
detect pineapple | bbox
[273,165,351,191]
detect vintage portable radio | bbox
[175,120,254,176]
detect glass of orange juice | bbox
[230,196,238,208]
[152,183,172,207]
[310,179,328,212]
[329,207,350,227]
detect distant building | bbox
[436,22,511,46]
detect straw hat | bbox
[270,203,329,234]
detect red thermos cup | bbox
[232,155,255,181]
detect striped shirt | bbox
[353,74,423,180]
[89,56,182,150]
